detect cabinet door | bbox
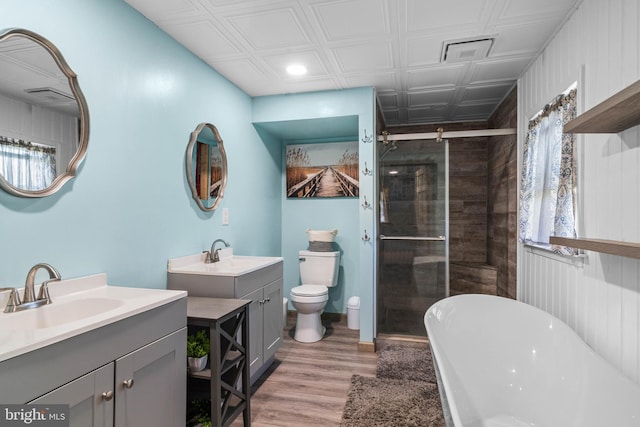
[263,278,283,362]
[244,286,263,378]
[30,363,114,427]
[114,327,186,427]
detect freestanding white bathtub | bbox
[424,294,640,427]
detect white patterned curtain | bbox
[519,88,577,255]
[0,139,56,191]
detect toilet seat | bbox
[290,285,328,304]
[291,284,328,297]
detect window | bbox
[519,84,577,255]
[0,137,57,191]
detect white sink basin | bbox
[0,273,186,362]
[168,253,283,277]
[6,297,124,330]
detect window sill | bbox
[523,243,587,267]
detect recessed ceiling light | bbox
[286,64,307,76]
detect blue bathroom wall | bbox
[253,88,376,343]
[281,139,360,316]
[0,1,281,287]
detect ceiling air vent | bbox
[24,87,74,102]
[441,37,494,63]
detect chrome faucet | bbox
[3,263,61,313]
[202,250,214,263]
[207,239,230,263]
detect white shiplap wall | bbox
[518,0,640,384]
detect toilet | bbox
[290,250,340,343]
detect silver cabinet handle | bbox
[101,391,113,401]
[122,379,134,389]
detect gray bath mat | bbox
[376,342,437,384]
[340,374,444,427]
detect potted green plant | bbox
[188,399,212,427]
[187,330,210,372]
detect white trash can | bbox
[283,297,288,327]
[347,296,360,330]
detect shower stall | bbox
[377,137,449,336]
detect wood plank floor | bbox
[230,314,378,427]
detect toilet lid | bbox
[291,284,328,297]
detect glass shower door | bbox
[377,139,449,336]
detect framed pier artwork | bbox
[286,141,359,198]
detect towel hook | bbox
[361,195,371,209]
[362,162,373,176]
[362,129,373,144]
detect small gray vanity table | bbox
[187,297,251,427]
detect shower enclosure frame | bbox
[373,127,516,339]
[376,137,449,337]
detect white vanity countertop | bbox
[0,273,186,362]
[167,252,283,277]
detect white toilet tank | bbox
[299,250,340,287]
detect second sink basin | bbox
[168,253,283,277]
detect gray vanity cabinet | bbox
[114,328,186,427]
[262,279,284,366]
[31,363,114,427]
[244,278,283,378]
[168,260,283,383]
[1,298,187,427]
[31,328,185,427]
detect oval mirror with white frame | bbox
[0,28,90,198]
[186,123,227,211]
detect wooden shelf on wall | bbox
[550,236,640,259]
[564,79,640,133]
[556,81,640,259]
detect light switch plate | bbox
[222,208,229,225]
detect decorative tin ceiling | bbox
[124,0,581,125]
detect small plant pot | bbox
[187,355,208,372]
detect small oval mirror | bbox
[0,28,89,197]
[186,123,227,211]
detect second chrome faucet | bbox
[203,239,231,263]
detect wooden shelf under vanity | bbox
[564,79,640,133]
[187,297,251,427]
[188,351,244,381]
[550,236,640,259]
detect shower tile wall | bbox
[488,88,517,299]
[379,112,518,335]
[448,137,489,264]
[448,136,500,296]
[383,122,508,299]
